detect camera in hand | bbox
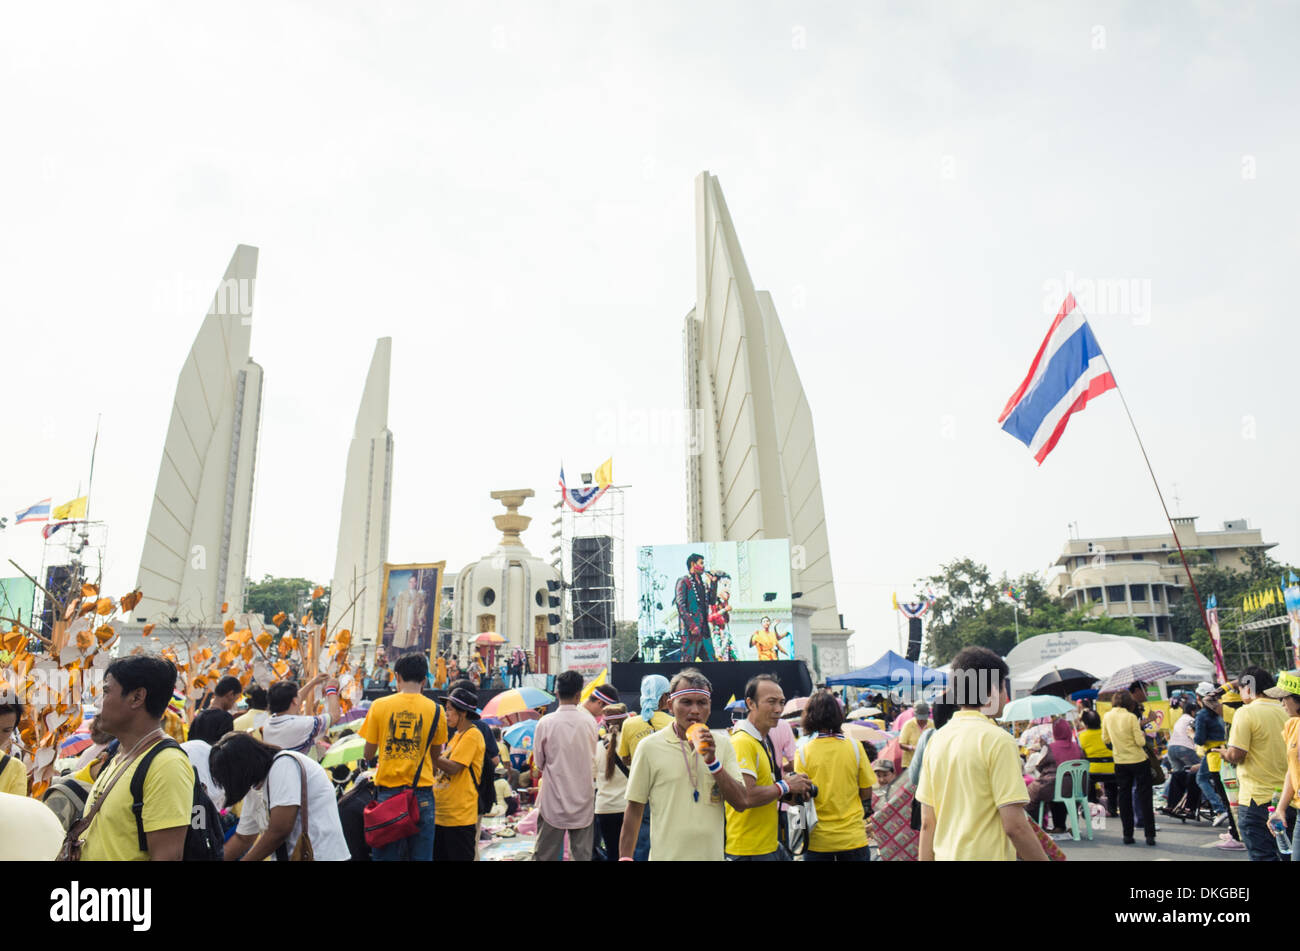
[781,782,818,804]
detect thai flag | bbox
[558,465,608,513]
[998,294,1117,464]
[14,498,52,523]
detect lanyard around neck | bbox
[674,724,702,802]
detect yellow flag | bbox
[594,457,613,488]
[580,668,607,702]
[52,496,87,520]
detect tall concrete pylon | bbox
[683,173,851,672]
[134,244,263,626]
[327,337,393,645]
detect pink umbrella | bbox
[781,697,809,718]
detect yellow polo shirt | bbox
[1077,728,1114,774]
[617,711,671,763]
[725,725,778,856]
[795,734,875,853]
[915,710,1027,861]
[625,724,742,861]
[80,740,194,861]
[1227,698,1288,807]
[1283,718,1300,808]
[899,718,923,768]
[1101,708,1147,765]
[0,753,28,797]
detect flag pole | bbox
[85,414,101,523]
[1105,369,1217,656]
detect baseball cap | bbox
[914,702,930,717]
[1195,682,1216,698]
[872,758,896,773]
[1263,670,1300,699]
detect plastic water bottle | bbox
[1267,807,1291,856]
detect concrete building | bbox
[326,338,394,644]
[1047,516,1276,639]
[682,171,851,677]
[132,245,262,627]
[453,490,561,672]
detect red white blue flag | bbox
[999,294,1117,464]
[14,498,52,523]
[558,466,609,513]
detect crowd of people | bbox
[2,645,1297,863]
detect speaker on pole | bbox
[906,617,923,662]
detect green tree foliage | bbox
[1170,548,1297,672]
[244,575,330,627]
[613,620,639,663]
[922,558,1141,665]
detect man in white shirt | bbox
[261,675,340,758]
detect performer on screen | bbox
[749,616,789,661]
[674,552,715,662]
[708,572,736,661]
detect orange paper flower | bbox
[311,586,324,600]
[119,590,143,613]
[141,623,155,637]
[255,631,273,651]
[223,619,236,637]
[81,583,98,598]
[272,611,287,627]
[94,598,114,616]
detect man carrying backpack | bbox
[78,656,195,861]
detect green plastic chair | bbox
[1037,759,1094,841]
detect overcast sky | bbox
[2,1,1296,664]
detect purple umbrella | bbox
[1096,661,1181,695]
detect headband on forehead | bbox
[670,687,711,701]
[603,710,629,721]
[591,686,620,704]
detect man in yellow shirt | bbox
[361,653,447,861]
[433,687,485,861]
[1263,669,1300,859]
[916,647,1046,861]
[1223,666,1290,861]
[81,656,194,861]
[725,674,812,860]
[0,701,30,797]
[619,668,748,861]
[898,702,929,769]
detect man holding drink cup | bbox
[619,669,748,861]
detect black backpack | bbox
[336,774,374,861]
[130,738,225,861]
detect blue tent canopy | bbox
[825,650,947,691]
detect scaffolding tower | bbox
[36,521,109,638]
[553,483,625,644]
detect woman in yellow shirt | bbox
[1077,709,1118,816]
[1102,690,1155,846]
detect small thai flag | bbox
[998,294,1117,464]
[14,498,52,523]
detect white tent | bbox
[1012,635,1214,696]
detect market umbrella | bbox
[482,687,554,719]
[59,732,93,757]
[998,694,1075,723]
[843,722,890,745]
[1096,661,1181,695]
[1030,667,1098,698]
[475,632,505,647]
[503,719,537,751]
[320,733,367,769]
[500,709,542,726]
[782,697,809,718]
